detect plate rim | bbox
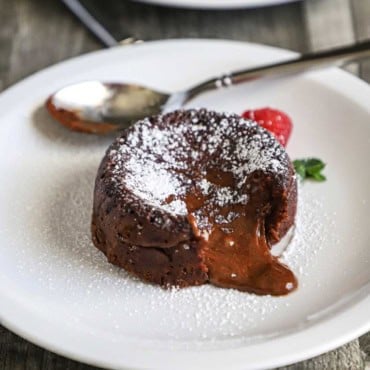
[0,38,369,370]
[130,0,300,10]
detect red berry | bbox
[242,107,293,147]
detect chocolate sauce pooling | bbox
[185,169,297,296]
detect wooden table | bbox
[0,0,369,368]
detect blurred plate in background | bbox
[132,0,301,9]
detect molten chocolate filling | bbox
[184,168,297,296]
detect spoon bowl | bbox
[47,81,176,134]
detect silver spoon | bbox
[47,40,370,134]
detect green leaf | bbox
[293,161,306,178]
[293,158,326,182]
[312,172,326,182]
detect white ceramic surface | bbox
[132,0,299,9]
[0,40,369,370]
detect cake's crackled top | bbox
[106,109,290,230]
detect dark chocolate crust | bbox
[91,109,297,288]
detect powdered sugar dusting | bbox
[107,109,288,223]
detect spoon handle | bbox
[187,40,370,100]
[60,0,138,47]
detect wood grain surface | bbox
[0,0,369,369]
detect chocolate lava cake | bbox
[91,109,298,296]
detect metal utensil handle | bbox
[60,0,138,47]
[187,40,370,100]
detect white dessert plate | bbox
[0,39,369,370]
[132,0,300,9]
